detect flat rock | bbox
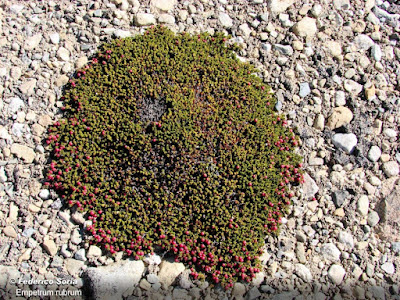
[328,264,346,285]
[2,226,17,238]
[19,79,37,96]
[135,13,156,26]
[150,0,176,11]
[326,41,342,57]
[332,190,349,207]
[247,286,261,300]
[320,243,341,261]
[332,133,357,154]
[158,261,185,289]
[42,237,58,256]
[10,144,36,163]
[24,34,42,51]
[376,181,400,241]
[55,75,69,87]
[292,17,318,38]
[219,12,233,28]
[65,258,85,277]
[268,0,296,13]
[84,259,144,300]
[344,79,362,94]
[382,161,399,177]
[299,82,311,97]
[302,173,319,199]
[326,107,353,129]
[49,32,60,44]
[294,264,312,282]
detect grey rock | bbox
[239,23,251,37]
[11,123,25,137]
[114,30,131,38]
[143,253,161,265]
[232,282,246,298]
[369,286,386,300]
[19,79,37,96]
[219,13,233,28]
[392,242,400,254]
[299,82,311,98]
[368,146,382,162]
[246,286,261,300]
[371,44,382,61]
[158,14,175,24]
[158,261,185,289]
[172,288,189,299]
[268,0,295,13]
[135,13,156,26]
[333,0,350,10]
[338,231,354,249]
[357,195,369,216]
[84,259,144,300]
[332,190,349,207]
[353,34,374,51]
[147,273,159,284]
[274,44,293,56]
[332,133,357,153]
[367,210,380,227]
[302,173,319,200]
[294,264,312,282]
[321,243,341,261]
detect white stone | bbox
[10,144,36,163]
[354,34,374,51]
[357,195,369,216]
[268,0,295,13]
[114,30,132,38]
[11,123,25,137]
[335,91,346,106]
[321,243,341,261]
[328,264,346,285]
[57,47,70,61]
[49,32,60,44]
[382,161,400,177]
[150,0,176,11]
[158,14,175,24]
[302,173,319,199]
[0,126,12,141]
[24,34,42,51]
[368,146,382,162]
[381,262,395,274]
[338,232,354,249]
[239,23,251,37]
[87,246,102,258]
[371,44,382,61]
[76,56,88,69]
[332,133,358,154]
[219,12,233,28]
[19,79,37,96]
[135,13,156,26]
[295,264,312,282]
[143,253,162,265]
[344,79,362,94]
[39,189,50,200]
[292,17,318,38]
[326,41,342,57]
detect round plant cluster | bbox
[46,26,303,288]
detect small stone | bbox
[338,232,354,249]
[335,91,346,106]
[24,34,42,51]
[49,32,60,44]
[344,79,362,94]
[382,161,399,177]
[371,44,382,62]
[18,249,32,262]
[19,79,37,96]
[367,210,380,227]
[28,204,41,213]
[274,44,294,56]
[332,190,349,207]
[302,173,319,199]
[299,82,311,97]
[334,207,345,217]
[326,107,353,130]
[158,14,175,24]
[147,273,159,284]
[87,245,102,258]
[3,226,17,238]
[383,128,397,138]
[57,47,70,61]
[65,258,85,277]
[140,279,151,290]
[150,0,176,11]
[135,13,156,26]
[357,195,369,216]
[232,282,246,298]
[294,264,312,282]
[76,56,88,69]
[42,238,58,256]
[354,34,374,51]
[8,97,25,114]
[10,144,36,163]
[292,17,318,38]
[321,243,341,261]
[381,262,395,274]
[239,23,251,37]
[143,253,162,265]
[218,13,233,28]
[313,114,325,131]
[328,265,346,285]
[10,67,22,80]
[326,41,342,57]
[368,146,381,162]
[114,29,132,38]
[247,286,261,300]
[39,189,50,200]
[292,40,303,51]
[158,261,185,289]
[332,133,357,154]
[7,203,19,223]
[268,0,296,13]
[369,286,385,300]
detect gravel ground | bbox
[0,0,399,299]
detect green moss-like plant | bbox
[46,26,303,288]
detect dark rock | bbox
[332,190,349,208]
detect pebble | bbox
[269,0,296,13]
[320,243,341,261]
[326,107,353,130]
[371,44,382,61]
[49,32,60,44]
[274,44,294,56]
[158,14,175,25]
[367,211,380,227]
[381,262,395,274]
[332,190,349,207]
[87,245,102,258]
[299,82,311,97]
[42,238,58,256]
[344,79,362,94]
[326,41,342,58]
[135,13,156,26]
[294,264,312,282]
[353,34,374,51]
[247,286,261,300]
[313,114,325,131]
[328,265,346,285]
[382,161,400,177]
[57,47,70,61]
[357,195,370,216]
[332,133,358,154]
[19,79,37,95]
[302,173,319,199]
[3,225,17,238]
[74,249,86,261]
[10,144,36,163]
[232,282,246,298]
[24,34,42,51]
[338,232,354,249]
[292,17,318,38]
[367,146,382,162]
[158,261,185,289]
[39,189,50,200]
[219,13,233,28]
[150,0,176,11]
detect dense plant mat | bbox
[46,26,303,288]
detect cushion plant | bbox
[46,26,303,288]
